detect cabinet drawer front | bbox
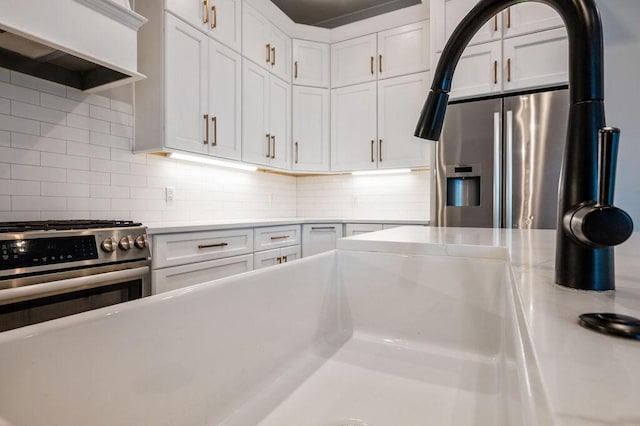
[152,254,253,294]
[346,223,383,236]
[153,229,253,268]
[302,224,344,257]
[254,225,301,251]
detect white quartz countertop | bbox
[338,227,640,426]
[145,218,429,235]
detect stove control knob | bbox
[134,235,147,249]
[101,237,116,253]
[119,236,133,251]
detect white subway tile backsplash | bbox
[110,99,133,114]
[0,147,40,166]
[42,182,90,197]
[66,90,111,108]
[0,179,40,195]
[111,148,145,164]
[0,164,8,178]
[0,113,40,135]
[11,165,66,183]
[90,185,129,199]
[41,152,90,171]
[67,113,110,134]
[0,69,9,83]
[67,141,110,160]
[90,158,130,174]
[0,211,41,221]
[0,98,9,115]
[11,100,66,124]
[0,81,40,105]
[90,131,130,150]
[110,123,133,138]
[10,71,67,97]
[40,93,89,116]
[41,123,90,143]
[0,130,9,147]
[11,133,66,153]
[67,197,109,211]
[111,173,146,187]
[0,195,9,210]
[12,196,66,211]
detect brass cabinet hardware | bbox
[270,135,275,159]
[370,56,374,75]
[266,133,271,158]
[493,60,498,84]
[507,58,511,82]
[203,114,209,144]
[271,47,276,66]
[295,142,299,164]
[507,7,511,28]
[211,4,217,29]
[276,256,282,263]
[371,140,375,162]
[265,44,271,63]
[494,15,498,31]
[311,226,335,230]
[283,255,288,262]
[379,54,383,73]
[379,139,383,162]
[270,235,290,240]
[198,242,228,249]
[203,0,209,24]
[294,61,298,79]
[212,116,217,146]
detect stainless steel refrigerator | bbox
[431,88,569,229]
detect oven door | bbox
[0,261,150,332]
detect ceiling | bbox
[270,0,422,28]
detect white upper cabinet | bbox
[242,3,291,82]
[443,40,502,100]
[377,21,430,80]
[501,3,564,39]
[165,0,241,52]
[331,82,378,171]
[292,39,330,88]
[377,72,432,169]
[331,34,378,88]
[268,76,292,169]
[292,86,330,172]
[432,0,501,53]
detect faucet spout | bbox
[415,0,633,291]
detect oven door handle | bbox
[0,266,150,306]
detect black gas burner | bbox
[0,220,142,233]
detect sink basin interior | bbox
[0,249,552,426]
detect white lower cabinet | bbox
[254,245,301,270]
[345,223,383,236]
[302,224,344,257]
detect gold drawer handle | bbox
[203,0,209,24]
[211,4,217,29]
[370,56,374,75]
[203,114,209,145]
[212,116,217,146]
[311,226,335,230]
[198,242,228,249]
[266,44,271,63]
[271,47,276,66]
[270,235,290,240]
[294,61,298,79]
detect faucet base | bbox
[555,238,615,291]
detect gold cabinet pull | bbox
[198,242,228,249]
[283,255,288,263]
[266,133,271,158]
[270,235,290,240]
[203,0,209,24]
[507,58,511,82]
[276,256,282,264]
[295,142,299,164]
[370,56,374,75]
[211,4,217,29]
[311,226,335,230]
[212,116,217,146]
[270,135,275,159]
[507,7,511,28]
[271,47,276,66]
[379,54,383,73]
[203,114,209,144]
[294,61,298,79]
[493,60,498,84]
[371,140,375,162]
[266,44,271,63]
[493,15,498,32]
[379,139,383,162]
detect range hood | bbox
[0,0,147,92]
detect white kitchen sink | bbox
[0,248,552,425]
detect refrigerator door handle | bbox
[493,111,502,228]
[505,110,514,229]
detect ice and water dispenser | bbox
[445,164,481,207]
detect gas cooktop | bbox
[0,220,142,233]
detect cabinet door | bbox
[345,223,383,236]
[432,0,501,53]
[378,72,432,169]
[242,60,270,166]
[292,39,330,88]
[331,34,377,88]
[268,76,291,169]
[331,82,377,172]
[292,86,330,172]
[501,3,563,39]
[242,3,270,70]
[445,40,502,100]
[209,40,242,160]
[502,28,568,92]
[254,225,300,251]
[210,0,242,52]
[165,14,208,154]
[377,21,430,80]
[269,25,292,82]
[152,254,253,294]
[253,248,282,270]
[165,0,210,33]
[302,224,344,257]
[280,245,300,263]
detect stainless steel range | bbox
[0,220,151,332]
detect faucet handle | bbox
[598,127,620,206]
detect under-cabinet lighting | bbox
[351,169,412,176]
[169,153,258,172]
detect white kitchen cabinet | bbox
[292,39,330,88]
[254,245,301,270]
[444,40,502,100]
[152,254,253,294]
[502,28,568,92]
[330,82,377,172]
[292,86,330,172]
[432,0,501,53]
[242,3,291,82]
[377,21,430,80]
[501,3,563,39]
[242,61,291,169]
[345,223,383,236]
[302,224,344,257]
[253,225,301,251]
[331,34,377,88]
[377,72,432,169]
[165,0,242,52]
